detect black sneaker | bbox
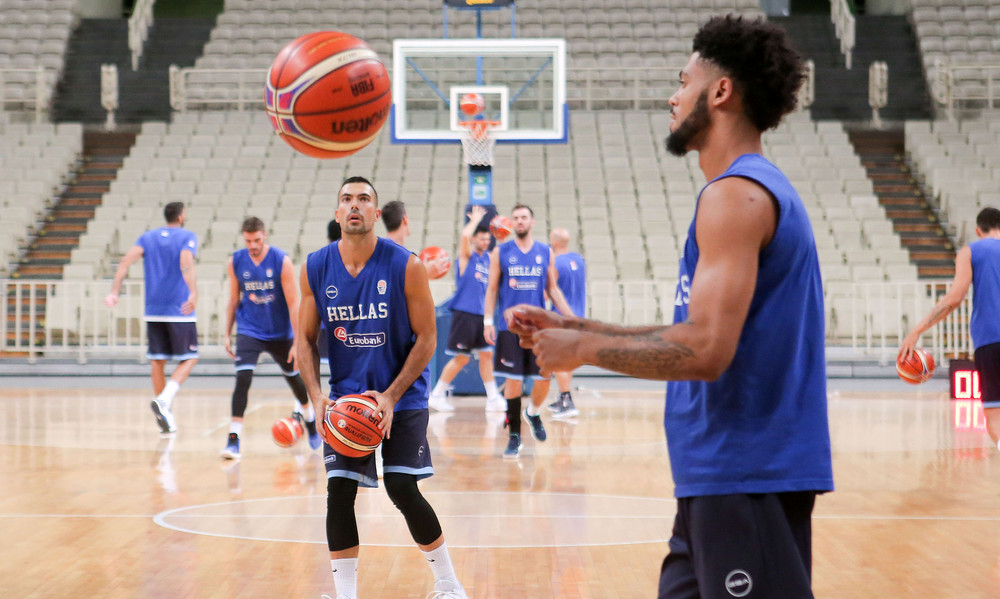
[522,409,547,442]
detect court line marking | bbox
[203,403,265,436]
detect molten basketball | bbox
[490,215,513,241]
[323,394,383,458]
[897,348,935,384]
[272,416,303,448]
[459,92,485,117]
[419,246,451,280]
[265,31,391,159]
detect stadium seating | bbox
[0,0,76,106]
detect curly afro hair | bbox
[692,15,805,132]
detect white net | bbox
[459,121,499,166]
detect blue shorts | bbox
[975,342,1000,408]
[235,334,297,375]
[324,408,433,488]
[146,321,198,361]
[446,309,491,356]
[494,330,548,381]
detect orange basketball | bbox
[272,416,303,448]
[489,215,513,241]
[897,348,935,384]
[323,394,383,458]
[459,92,485,117]
[265,31,391,159]
[419,246,451,280]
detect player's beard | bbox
[515,228,530,240]
[665,90,710,157]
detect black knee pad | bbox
[383,473,442,546]
[231,369,254,418]
[326,477,360,551]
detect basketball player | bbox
[297,176,467,599]
[220,216,320,461]
[318,218,342,367]
[483,204,574,459]
[508,16,833,598]
[547,227,586,419]
[381,200,410,246]
[428,205,505,413]
[104,201,198,434]
[901,207,1000,449]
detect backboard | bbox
[390,38,567,144]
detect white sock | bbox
[302,403,315,422]
[526,402,539,417]
[229,422,242,436]
[996,439,1000,453]
[157,380,180,407]
[422,543,458,585]
[331,558,358,599]
[432,379,448,396]
[484,380,499,400]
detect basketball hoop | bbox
[458,120,500,166]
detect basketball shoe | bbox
[428,388,456,412]
[426,579,469,599]
[220,433,241,460]
[151,399,177,433]
[549,393,579,419]
[522,409,547,442]
[484,395,507,413]
[503,433,522,459]
[293,412,322,450]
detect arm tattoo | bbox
[593,322,697,379]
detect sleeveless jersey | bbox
[970,238,1000,348]
[232,246,292,341]
[137,227,198,321]
[666,153,833,498]
[450,249,490,315]
[307,238,429,411]
[554,252,587,317]
[496,240,550,332]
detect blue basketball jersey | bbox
[496,240,550,332]
[307,238,429,411]
[666,154,833,498]
[450,249,490,315]
[554,252,587,317]
[970,238,1000,349]
[232,246,292,341]
[137,227,199,321]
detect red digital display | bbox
[949,358,981,400]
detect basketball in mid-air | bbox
[490,215,514,241]
[265,31,391,159]
[323,394,383,458]
[459,92,485,117]
[419,246,451,280]
[272,416,303,448]
[896,348,935,384]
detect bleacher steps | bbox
[848,129,955,279]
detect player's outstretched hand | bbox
[362,390,395,439]
[468,204,487,225]
[103,294,118,308]
[898,330,920,361]
[506,305,566,345]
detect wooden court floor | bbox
[2,376,999,598]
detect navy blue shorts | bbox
[234,334,296,375]
[975,342,1000,409]
[146,321,198,361]
[494,330,548,381]
[659,492,817,599]
[324,408,433,489]
[446,309,491,356]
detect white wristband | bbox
[483,317,494,327]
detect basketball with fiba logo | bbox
[265,31,391,159]
[323,394,383,457]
